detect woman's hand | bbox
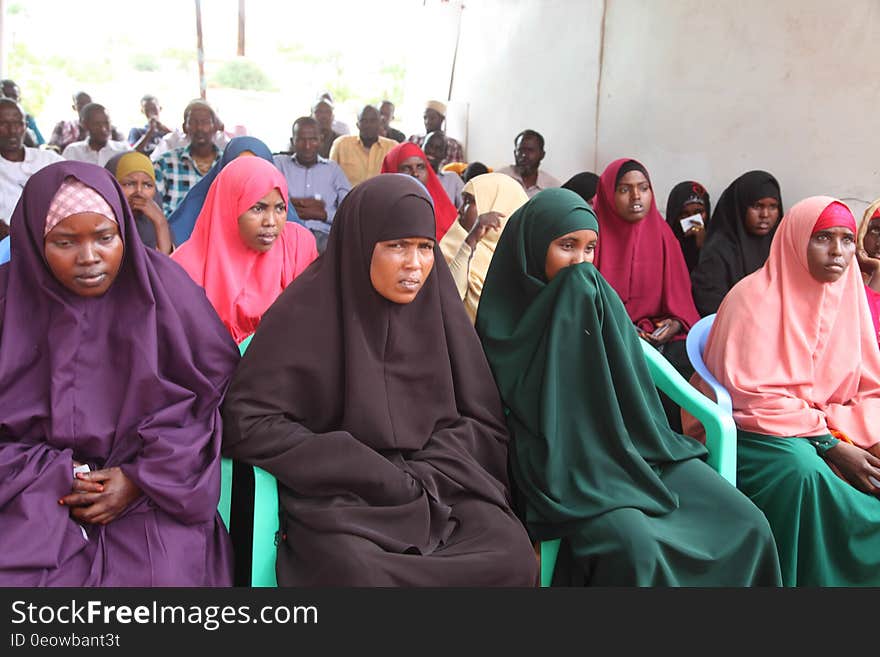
[59,467,143,525]
[856,249,880,290]
[823,441,880,495]
[464,211,504,249]
[638,318,682,346]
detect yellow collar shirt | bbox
[329,135,398,187]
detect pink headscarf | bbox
[592,158,699,336]
[702,196,880,447]
[45,178,116,235]
[171,156,318,343]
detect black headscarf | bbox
[665,180,711,272]
[561,171,600,205]
[221,173,514,555]
[691,170,783,316]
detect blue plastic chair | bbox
[217,333,280,587]
[685,314,732,416]
[539,335,738,587]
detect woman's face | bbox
[237,188,287,253]
[677,201,707,225]
[863,217,880,258]
[44,212,124,297]
[807,226,856,283]
[457,192,478,232]
[118,171,155,204]
[613,170,652,223]
[397,156,429,185]
[544,229,598,281]
[743,196,781,237]
[370,236,435,304]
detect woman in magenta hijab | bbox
[593,158,700,430]
[0,161,237,586]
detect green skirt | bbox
[553,458,781,586]
[737,431,880,587]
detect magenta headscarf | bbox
[593,158,700,336]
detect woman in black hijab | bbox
[561,171,600,207]
[690,170,783,316]
[665,181,711,273]
[221,174,537,586]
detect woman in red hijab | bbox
[380,142,457,241]
[593,158,701,430]
[171,156,318,343]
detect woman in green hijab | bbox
[475,188,781,586]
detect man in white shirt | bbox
[496,129,562,198]
[61,103,130,166]
[0,98,63,223]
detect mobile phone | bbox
[650,324,670,339]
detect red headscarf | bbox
[380,142,457,241]
[171,156,318,342]
[593,158,700,336]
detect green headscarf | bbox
[475,188,706,541]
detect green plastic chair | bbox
[538,338,738,587]
[216,333,280,587]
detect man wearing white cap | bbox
[407,100,464,168]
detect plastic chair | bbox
[539,335,738,587]
[216,333,280,586]
[685,314,732,416]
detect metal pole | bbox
[237,0,245,57]
[195,0,206,100]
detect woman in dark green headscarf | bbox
[476,188,781,586]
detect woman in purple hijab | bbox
[0,161,238,586]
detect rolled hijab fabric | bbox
[170,156,318,343]
[702,196,880,447]
[665,180,711,272]
[691,170,783,316]
[476,188,707,534]
[856,197,880,253]
[166,135,302,245]
[0,160,237,585]
[105,151,164,248]
[561,171,600,205]
[380,141,458,241]
[592,158,700,336]
[439,172,529,321]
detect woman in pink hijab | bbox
[172,156,318,343]
[699,196,880,586]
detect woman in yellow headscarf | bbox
[105,151,173,254]
[440,172,528,322]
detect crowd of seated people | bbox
[3,80,880,589]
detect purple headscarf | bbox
[0,161,238,586]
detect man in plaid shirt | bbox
[153,100,223,217]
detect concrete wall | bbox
[450,0,604,182]
[452,0,880,218]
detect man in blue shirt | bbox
[273,116,350,254]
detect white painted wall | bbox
[450,0,604,182]
[452,0,880,218]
